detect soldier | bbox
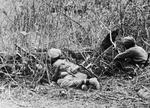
[48,48,100,90]
[113,36,148,72]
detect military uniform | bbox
[113,36,148,70]
[48,48,100,90]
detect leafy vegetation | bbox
[0,0,150,108]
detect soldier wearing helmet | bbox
[48,48,100,90]
[113,36,148,70]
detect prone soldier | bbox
[48,48,100,90]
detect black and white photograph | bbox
[0,0,150,107]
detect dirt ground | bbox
[0,98,110,108]
[0,77,150,108]
[0,87,110,108]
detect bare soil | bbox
[0,76,150,108]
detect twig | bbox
[96,12,117,49]
[46,4,87,37]
[141,37,150,47]
[61,12,87,35]
[93,45,113,64]
[64,55,98,78]
[1,9,14,24]
[77,63,98,78]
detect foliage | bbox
[0,0,150,107]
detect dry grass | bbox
[0,66,150,108]
[0,72,150,108]
[0,0,150,108]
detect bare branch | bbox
[141,37,150,47]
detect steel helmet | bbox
[122,36,136,49]
[48,48,62,59]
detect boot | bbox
[89,77,100,90]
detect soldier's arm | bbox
[52,66,60,82]
[113,49,134,62]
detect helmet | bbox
[48,48,62,59]
[122,36,136,49]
